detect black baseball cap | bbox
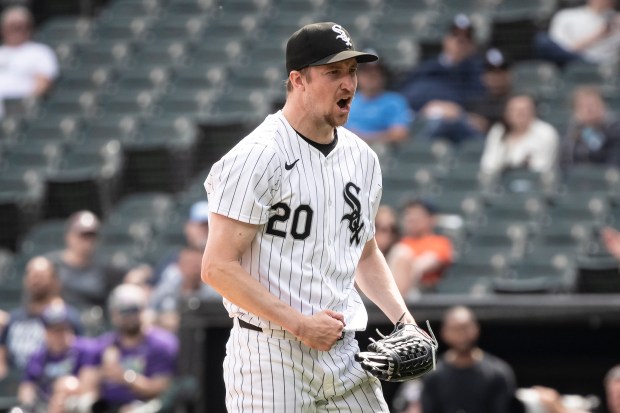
[448,14,474,39]
[484,48,511,71]
[286,22,378,73]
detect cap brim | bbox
[310,50,378,67]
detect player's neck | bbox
[282,103,335,145]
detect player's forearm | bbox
[356,239,416,325]
[202,259,304,334]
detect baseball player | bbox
[202,22,419,412]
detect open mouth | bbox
[337,98,351,110]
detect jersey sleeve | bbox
[205,143,281,225]
[368,152,383,238]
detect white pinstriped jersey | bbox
[205,110,383,331]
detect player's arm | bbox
[202,212,345,350]
[355,237,416,325]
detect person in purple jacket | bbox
[94,284,178,411]
[17,301,99,413]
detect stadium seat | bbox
[19,219,68,258]
[98,90,159,117]
[546,192,609,225]
[0,370,20,409]
[100,0,164,19]
[122,118,198,193]
[21,115,83,144]
[562,61,607,86]
[435,162,482,193]
[40,90,99,118]
[435,273,494,295]
[430,191,482,221]
[92,16,154,42]
[107,192,175,231]
[493,253,577,294]
[562,165,620,194]
[465,221,528,251]
[82,115,141,143]
[55,66,117,94]
[0,248,14,281]
[75,40,136,69]
[34,16,93,45]
[131,41,192,69]
[512,60,561,97]
[482,193,546,226]
[0,174,45,251]
[148,15,208,42]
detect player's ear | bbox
[289,70,307,91]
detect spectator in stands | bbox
[392,379,423,413]
[481,94,559,177]
[605,365,620,413]
[602,226,620,262]
[47,211,123,309]
[375,205,400,257]
[346,52,412,151]
[0,6,59,117]
[148,247,220,332]
[93,284,178,411]
[153,201,210,282]
[17,301,99,412]
[421,306,516,413]
[388,200,453,298]
[398,14,485,113]
[0,257,82,380]
[561,86,620,169]
[534,0,620,67]
[417,48,512,144]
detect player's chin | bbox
[326,112,349,128]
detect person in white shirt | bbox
[535,0,620,67]
[0,6,59,117]
[480,94,559,177]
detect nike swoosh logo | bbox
[285,159,300,170]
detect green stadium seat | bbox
[22,115,83,143]
[34,16,93,45]
[108,192,175,231]
[122,118,197,193]
[75,40,136,69]
[0,370,20,409]
[99,91,159,117]
[0,248,14,281]
[562,165,620,194]
[546,192,609,225]
[40,90,99,118]
[148,15,208,42]
[562,61,607,86]
[430,191,482,220]
[512,60,561,97]
[93,16,154,42]
[483,193,547,225]
[19,219,68,258]
[435,273,494,295]
[493,253,577,294]
[131,41,192,69]
[56,66,117,93]
[0,174,45,251]
[166,0,217,16]
[100,0,164,19]
[83,115,141,142]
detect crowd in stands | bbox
[0,204,213,412]
[2,0,620,411]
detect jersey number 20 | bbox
[266,203,313,240]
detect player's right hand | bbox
[296,310,345,351]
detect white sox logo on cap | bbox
[331,24,352,47]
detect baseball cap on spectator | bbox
[41,302,71,328]
[189,201,210,223]
[448,14,474,39]
[66,210,100,234]
[286,22,378,73]
[108,284,147,315]
[484,48,511,71]
[404,198,440,215]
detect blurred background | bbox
[1,0,620,412]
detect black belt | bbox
[237,318,348,340]
[238,318,263,332]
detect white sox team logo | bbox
[341,182,364,246]
[331,24,352,48]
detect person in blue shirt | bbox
[397,14,485,113]
[346,52,412,147]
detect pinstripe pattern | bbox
[225,320,389,412]
[206,110,386,412]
